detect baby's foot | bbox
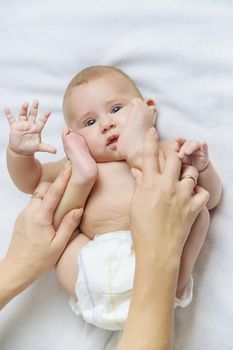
[62,128,98,185]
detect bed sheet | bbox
[0,1,232,349]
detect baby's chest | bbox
[80,145,173,237]
[85,143,170,213]
[87,162,135,213]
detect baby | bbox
[5,66,222,330]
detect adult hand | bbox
[0,162,83,309]
[130,128,210,261]
[118,128,210,350]
[117,98,156,168]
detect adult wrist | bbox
[135,251,180,277]
[0,257,22,309]
[1,256,33,298]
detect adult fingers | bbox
[142,127,160,183]
[54,208,83,249]
[163,152,182,183]
[131,167,143,186]
[180,165,198,195]
[29,181,51,211]
[192,186,210,213]
[37,162,72,223]
[176,137,186,144]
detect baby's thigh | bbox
[183,206,210,261]
[56,233,90,298]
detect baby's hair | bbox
[63,65,143,120]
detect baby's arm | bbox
[5,101,97,231]
[176,138,222,210]
[5,100,57,193]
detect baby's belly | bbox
[79,148,167,240]
[80,195,131,240]
[79,162,135,239]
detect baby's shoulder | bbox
[159,139,177,159]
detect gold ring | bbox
[31,192,44,200]
[181,175,197,186]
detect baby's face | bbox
[65,73,142,162]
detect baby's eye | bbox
[84,118,97,127]
[111,105,122,114]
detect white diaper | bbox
[69,230,193,330]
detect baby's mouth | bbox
[106,135,119,146]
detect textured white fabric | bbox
[0,1,232,349]
[70,231,192,330]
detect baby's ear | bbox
[144,98,157,124]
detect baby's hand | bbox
[5,100,57,155]
[176,137,209,172]
[117,98,156,167]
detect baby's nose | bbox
[101,118,116,133]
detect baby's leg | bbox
[54,129,97,229]
[56,232,90,298]
[176,206,210,298]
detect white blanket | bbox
[0,1,232,349]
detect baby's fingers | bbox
[38,142,57,154]
[28,100,39,123]
[19,102,29,121]
[184,141,202,155]
[4,107,16,125]
[37,111,52,130]
[175,137,186,152]
[200,142,209,155]
[178,140,200,158]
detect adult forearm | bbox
[7,147,42,193]
[0,257,30,310]
[117,257,180,350]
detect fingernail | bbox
[65,160,71,168]
[131,168,137,178]
[63,161,71,174]
[149,127,156,135]
[73,208,83,221]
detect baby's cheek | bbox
[84,137,96,153]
